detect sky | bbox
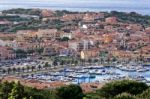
[0,0,149,5]
[0,0,150,14]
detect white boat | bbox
[137,68,149,72]
[76,69,88,73]
[65,69,74,72]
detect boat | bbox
[76,69,88,73]
[64,68,74,72]
[119,66,136,72]
[136,66,149,72]
[137,68,149,72]
[52,72,63,76]
[89,69,107,75]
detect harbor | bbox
[21,63,150,85]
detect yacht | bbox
[76,69,88,73]
[137,68,149,72]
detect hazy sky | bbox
[0,0,149,5]
[0,0,149,8]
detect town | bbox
[0,8,150,93]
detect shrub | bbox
[114,93,136,99]
[56,84,84,99]
[97,80,148,98]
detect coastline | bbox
[0,6,150,15]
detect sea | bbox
[0,0,150,15]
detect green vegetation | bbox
[61,37,69,41]
[0,15,29,22]
[55,84,84,99]
[55,10,79,17]
[52,56,78,66]
[138,88,150,99]
[15,49,27,58]
[106,11,150,27]
[2,8,41,16]
[14,48,44,58]
[1,80,150,99]
[0,81,53,99]
[1,9,150,32]
[0,82,83,99]
[114,93,136,99]
[85,80,149,99]
[99,80,148,98]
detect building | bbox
[59,48,76,57]
[83,12,104,21]
[0,46,16,61]
[61,14,84,21]
[41,9,54,17]
[126,24,143,32]
[80,49,99,60]
[37,29,57,40]
[0,19,11,25]
[68,40,93,51]
[0,40,18,49]
[103,34,113,44]
[60,31,74,39]
[43,47,58,56]
[105,17,117,24]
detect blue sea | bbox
[0,0,150,15]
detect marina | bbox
[22,64,150,85]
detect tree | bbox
[7,68,12,74]
[85,93,105,99]
[12,67,16,73]
[17,67,21,73]
[26,66,31,72]
[38,65,42,70]
[21,67,25,73]
[114,93,136,99]
[44,62,49,69]
[8,82,24,99]
[138,88,150,99]
[56,84,84,99]
[61,37,69,41]
[74,60,78,66]
[31,66,35,72]
[53,59,58,67]
[27,49,35,55]
[98,80,148,98]
[0,81,53,99]
[36,48,44,55]
[60,60,64,66]
[88,59,92,65]
[2,69,6,74]
[0,81,14,99]
[15,49,27,58]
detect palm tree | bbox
[88,59,92,65]
[44,62,49,69]
[60,60,63,66]
[12,67,16,74]
[74,60,78,66]
[21,67,25,73]
[38,65,41,70]
[31,66,35,72]
[53,60,58,68]
[7,68,11,74]
[17,67,21,73]
[26,66,30,72]
[2,69,6,74]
